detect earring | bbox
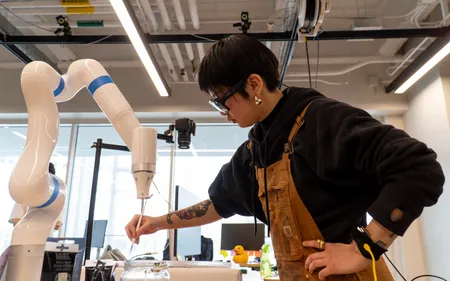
[254,96,262,105]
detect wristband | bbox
[351,226,387,261]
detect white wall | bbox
[401,67,450,280]
[382,115,428,281]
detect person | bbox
[125,35,444,281]
[9,162,63,231]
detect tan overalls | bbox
[253,102,395,281]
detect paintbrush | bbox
[129,198,148,254]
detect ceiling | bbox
[0,0,447,120]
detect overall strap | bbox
[284,100,315,154]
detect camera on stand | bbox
[164,118,196,149]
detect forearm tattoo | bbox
[375,240,388,249]
[166,200,212,225]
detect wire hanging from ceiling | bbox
[0,3,54,33]
[315,39,320,89]
[304,37,312,88]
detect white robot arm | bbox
[5,59,156,281]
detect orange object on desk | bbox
[232,245,248,263]
[244,250,261,257]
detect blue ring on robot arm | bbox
[88,75,114,95]
[36,176,60,208]
[53,77,65,97]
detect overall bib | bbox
[253,102,395,281]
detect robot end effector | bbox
[131,118,196,199]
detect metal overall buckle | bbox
[284,142,294,154]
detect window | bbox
[172,124,254,260]
[0,125,72,253]
[64,124,174,259]
[64,123,253,260]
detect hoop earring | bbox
[254,96,262,105]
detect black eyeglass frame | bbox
[208,80,246,113]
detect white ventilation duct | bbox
[156,0,189,81]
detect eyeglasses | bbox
[209,81,245,114]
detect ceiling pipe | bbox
[137,0,158,32]
[196,43,205,61]
[171,43,189,81]
[0,56,406,70]
[290,55,405,65]
[172,0,195,63]
[171,0,198,80]
[156,0,189,81]
[286,58,407,77]
[158,44,179,81]
[187,0,204,66]
[11,19,270,30]
[3,6,116,15]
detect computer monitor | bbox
[84,220,108,248]
[174,186,201,257]
[221,223,265,251]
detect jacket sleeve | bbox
[208,142,255,218]
[305,98,444,236]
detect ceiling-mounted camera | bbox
[54,15,72,36]
[233,11,252,34]
[164,118,196,149]
[298,0,331,37]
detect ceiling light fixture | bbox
[386,27,450,94]
[109,0,170,97]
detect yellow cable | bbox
[363,244,377,281]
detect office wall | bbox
[382,115,428,281]
[402,68,450,280]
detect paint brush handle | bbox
[131,213,144,244]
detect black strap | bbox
[351,227,387,261]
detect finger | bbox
[302,240,319,248]
[137,226,146,237]
[129,215,141,237]
[305,252,327,269]
[125,216,139,240]
[125,225,133,240]
[309,259,327,273]
[318,267,333,281]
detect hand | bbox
[303,240,371,280]
[54,221,62,231]
[125,215,160,244]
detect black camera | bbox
[233,11,251,34]
[55,15,72,36]
[165,118,196,149]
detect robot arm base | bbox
[4,245,46,281]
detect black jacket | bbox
[208,87,444,243]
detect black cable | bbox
[384,254,408,281]
[315,39,320,89]
[305,39,312,88]
[411,275,447,281]
[384,254,447,281]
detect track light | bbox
[109,0,170,97]
[386,27,450,94]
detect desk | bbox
[238,263,260,268]
[242,270,279,281]
[82,265,243,281]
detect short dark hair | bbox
[199,35,280,98]
[48,162,55,175]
